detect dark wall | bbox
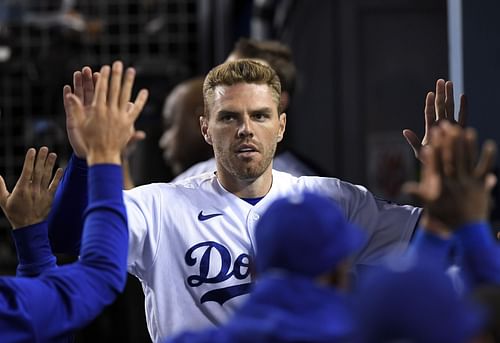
[278,0,448,200]
[462,0,500,228]
[462,0,500,147]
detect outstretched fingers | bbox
[119,67,136,111]
[82,66,96,106]
[40,152,58,190]
[424,91,436,130]
[18,148,37,187]
[108,61,124,108]
[48,168,64,197]
[63,85,72,113]
[32,147,49,191]
[434,79,446,120]
[475,139,497,180]
[128,89,149,122]
[73,71,84,101]
[93,65,111,108]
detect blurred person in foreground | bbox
[168,192,365,343]
[358,121,499,343]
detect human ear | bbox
[277,112,286,142]
[200,116,212,145]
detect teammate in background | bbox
[0,61,148,341]
[158,76,212,177]
[167,192,366,343]
[174,38,317,181]
[50,59,421,342]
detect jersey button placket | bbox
[246,210,260,256]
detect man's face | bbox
[201,82,286,181]
[158,84,207,175]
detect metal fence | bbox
[0,0,198,269]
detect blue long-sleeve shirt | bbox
[48,154,89,255]
[454,221,500,287]
[11,222,57,277]
[0,164,128,343]
[410,222,500,288]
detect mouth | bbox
[235,144,259,158]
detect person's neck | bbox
[216,166,273,198]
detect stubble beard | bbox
[215,143,277,181]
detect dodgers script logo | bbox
[185,241,252,305]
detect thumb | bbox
[65,93,85,125]
[0,175,10,208]
[402,129,421,158]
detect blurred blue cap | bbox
[356,259,485,343]
[255,192,366,277]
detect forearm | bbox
[0,165,128,340]
[11,222,57,277]
[47,153,89,254]
[79,164,128,293]
[454,221,500,287]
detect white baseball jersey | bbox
[125,170,421,342]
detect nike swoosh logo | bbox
[198,211,223,221]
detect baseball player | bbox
[0,62,147,341]
[174,38,317,182]
[50,59,422,342]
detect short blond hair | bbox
[203,59,281,117]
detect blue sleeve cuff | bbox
[454,221,495,250]
[88,164,124,204]
[70,153,88,172]
[410,227,452,266]
[11,221,57,276]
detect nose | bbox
[237,115,254,138]
[159,131,168,149]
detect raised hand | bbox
[63,66,99,158]
[403,122,496,231]
[64,61,149,166]
[403,79,468,162]
[0,147,63,229]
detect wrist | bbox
[86,151,122,166]
[11,217,45,230]
[420,212,452,239]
